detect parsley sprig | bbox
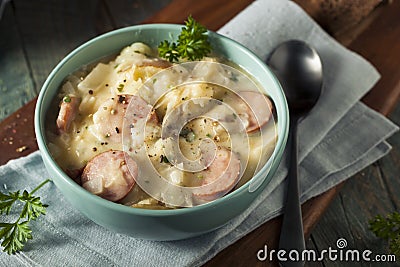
[0,179,50,254]
[158,16,212,62]
[369,211,400,256]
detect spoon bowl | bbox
[269,40,323,115]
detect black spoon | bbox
[267,40,323,266]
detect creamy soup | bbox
[47,42,277,209]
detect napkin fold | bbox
[0,0,398,266]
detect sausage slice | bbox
[193,148,241,203]
[56,96,80,134]
[92,94,157,144]
[81,150,137,202]
[237,91,273,133]
[139,58,172,69]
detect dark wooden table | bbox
[1,1,399,266]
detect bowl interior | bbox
[35,24,289,215]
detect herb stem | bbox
[30,179,51,195]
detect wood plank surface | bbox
[12,0,106,88]
[0,3,35,119]
[143,0,255,31]
[0,0,399,266]
[311,104,400,266]
[104,0,171,28]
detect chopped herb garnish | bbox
[180,127,190,137]
[229,73,239,82]
[63,95,71,103]
[206,133,212,138]
[185,131,196,142]
[117,84,124,92]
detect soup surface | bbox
[47,42,277,208]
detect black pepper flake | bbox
[118,95,126,103]
[92,147,97,152]
[105,84,109,87]
[76,130,80,133]
[105,142,108,145]
[101,142,104,145]
[129,124,134,128]
[112,151,116,154]
[88,90,93,95]
[115,127,120,134]
[123,79,126,82]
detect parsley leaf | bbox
[158,40,179,63]
[158,16,211,62]
[0,179,50,254]
[369,211,400,256]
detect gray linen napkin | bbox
[0,0,398,266]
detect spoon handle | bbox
[279,116,305,266]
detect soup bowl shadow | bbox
[35,24,289,240]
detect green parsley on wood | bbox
[369,211,400,257]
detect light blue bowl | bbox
[35,24,289,240]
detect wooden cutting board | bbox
[1,0,400,266]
